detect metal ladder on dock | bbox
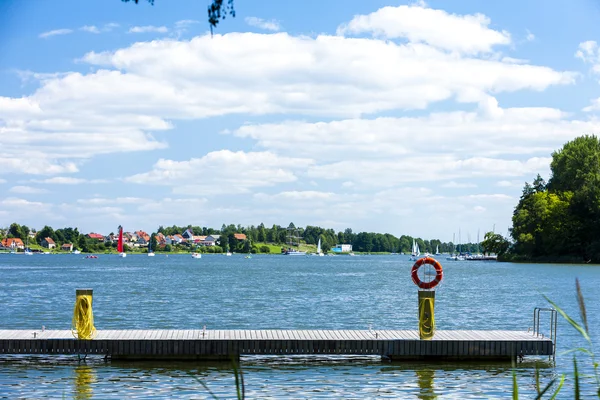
[530,307,558,360]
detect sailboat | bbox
[283,227,306,255]
[316,238,324,256]
[435,245,440,256]
[147,238,155,257]
[409,239,421,261]
[24,237,33,255]
[117,225,126,258]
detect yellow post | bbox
[72,289,96,340]
[418,290,435,340]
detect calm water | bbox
[0,253,598,398]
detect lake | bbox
[0,253,598,398]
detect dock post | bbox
[418,290,435,340]
[73,289,96,340]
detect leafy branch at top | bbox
[121,0,235,33]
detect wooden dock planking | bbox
[0,329,553,360]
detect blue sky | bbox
[1,0,600,242]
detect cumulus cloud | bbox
[576,41,600,79]
[0,2,579,208]
[80,25,101,34]
[39,29,73,38]
[8,186,49,194]
[125,150,314,195]
[128,25,168,34]
[306,156,551,188]
[32,177,87,184]
[337,4,510,54]
[442,181,478,188]
[229,106,590,164]
[245,17,281,31]
[583,97,600,112]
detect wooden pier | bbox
[0,329,553,361]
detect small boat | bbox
[409,239,420,261]
[147,241,155,257]
[85,255,98,259]
[226,252,232,256]
[245,254,252,259]
[73,249,81,255]
[191,252,201,259]
[24,238,33,255]
[117,225,126,258]
[316,238,324,257]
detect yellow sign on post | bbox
[418,290,435,340]
[72,289,96,340]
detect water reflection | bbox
[416,369,437,399]
[74,364,96,400]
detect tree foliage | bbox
[121,0,235,33]
[481,232,510,256]
[511,135,600,261]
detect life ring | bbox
[411,257,443,289]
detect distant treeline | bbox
[1,221,482,254]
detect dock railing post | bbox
[532,307,557,361]
[418,290,435,340]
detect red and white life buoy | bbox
[411,257,443,289]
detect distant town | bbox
[0,222,481,255]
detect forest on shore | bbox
[484,135,600,263]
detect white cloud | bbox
[255,191,335,201]
[497,180,513,187]
[0,5,577,180]
[77,197,143,205]
[81,32,573,119]
[125,150,314,195]
[337,4,510,54]
[526,30,535,42]
[104,23,120,31]
[583,97,600,112]
[0,179,6,184]
[229,105,590,164]
[0,157,78,176]
[80,25,100,34]
[442,181,477,188]
[576,40,600,79]
[9,186,49,194]
[306,156,551,188]
[245,17,281,31]
[175,20,199,29]
[173,20,199,36]
[128,25,168,34]
[33,177,86,184]
[39,29,73,38]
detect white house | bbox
[202,235,220,246]
[331,244,352,253]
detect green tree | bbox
[257,223,266,242]
[8,223,23,239]
[481,232,510,256]
[548,135,600,193]
[219,236,229,252]
[35,226,56,245]
[150,234,158,253]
